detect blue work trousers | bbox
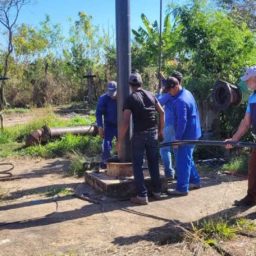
[101,125,117,164]
[131,129,161,197]
[176,145,200,192]
[160,125,176,177]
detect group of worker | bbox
[96,70,201,204]
[96,66,256,206]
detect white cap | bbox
[241,66,256,81]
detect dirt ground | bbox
[1,157,256,256]
[1,110,256,255]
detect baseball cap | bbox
[129,72,142,86]
[241,66,256,81]
[107,81,117,96]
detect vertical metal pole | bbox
[158,0,163,92]
[116,0,131,162]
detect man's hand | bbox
[98,127,104,139]
[224,138,238,149]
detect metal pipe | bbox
[212,80,242,110]
[157,0,163,92]
[25,125,98,146]
[116,0,131,162]
[42,125,98,139]
[160,139,256,149]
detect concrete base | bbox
[84,169,168,198]
[106,162,133,177]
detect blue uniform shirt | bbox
[246,92,256,134]
[96,94,117,127]
[157,93,174,127]
[172,88,201,140]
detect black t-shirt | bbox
[123,88,158,132]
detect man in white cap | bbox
[226,66,256,206]
[96,81,117,169]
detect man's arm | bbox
[157,93,172,106]
[225,113,251,149]
[232,113,251,141]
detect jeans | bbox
[132,129,161,197]
[159,125,176,177]
[176,145,200,192]
[101,125,117,165]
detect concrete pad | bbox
[84,169,168,197]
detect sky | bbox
[16,0,180,36]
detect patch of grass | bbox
[4,108,30,114]
[68,153,85,177]
[0,110,98,158]
[0,111,96,145]
[0,142,22,158]
[236,218,256,232]
[45,187,74,197]
[190,218,237,247]
[20,134,101,158]
[221,154,248,174]
[190,217,256,247]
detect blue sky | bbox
[17,0,179,35]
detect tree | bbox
[216,0,256,30]
[178,3,256,100]
[132,11,182,69]
[64,12,104,103]
[0,0,29,109]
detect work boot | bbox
[130,196,149,205]
[167,189,188,196]
[166,175,175,183]
[152,192,169,200]
[233,195,256,207]
[189,183,202,190]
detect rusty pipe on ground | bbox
[42,125,98,139]
[25,125,98,146]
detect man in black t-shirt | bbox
[119,71,165,205]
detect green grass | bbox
[235,218,256,232]
[190,217,256,247]
[0,111,99,158]
[68,152,86,177]
[4,108,30,114]
[190,218,236,246]
[20,134,101,158]
[0,113,96,144]
[221,154,248,174]
[45,187,74,197]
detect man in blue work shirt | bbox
[165,76,201,196]
[96,81,117,169]
[157,71,183,179]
